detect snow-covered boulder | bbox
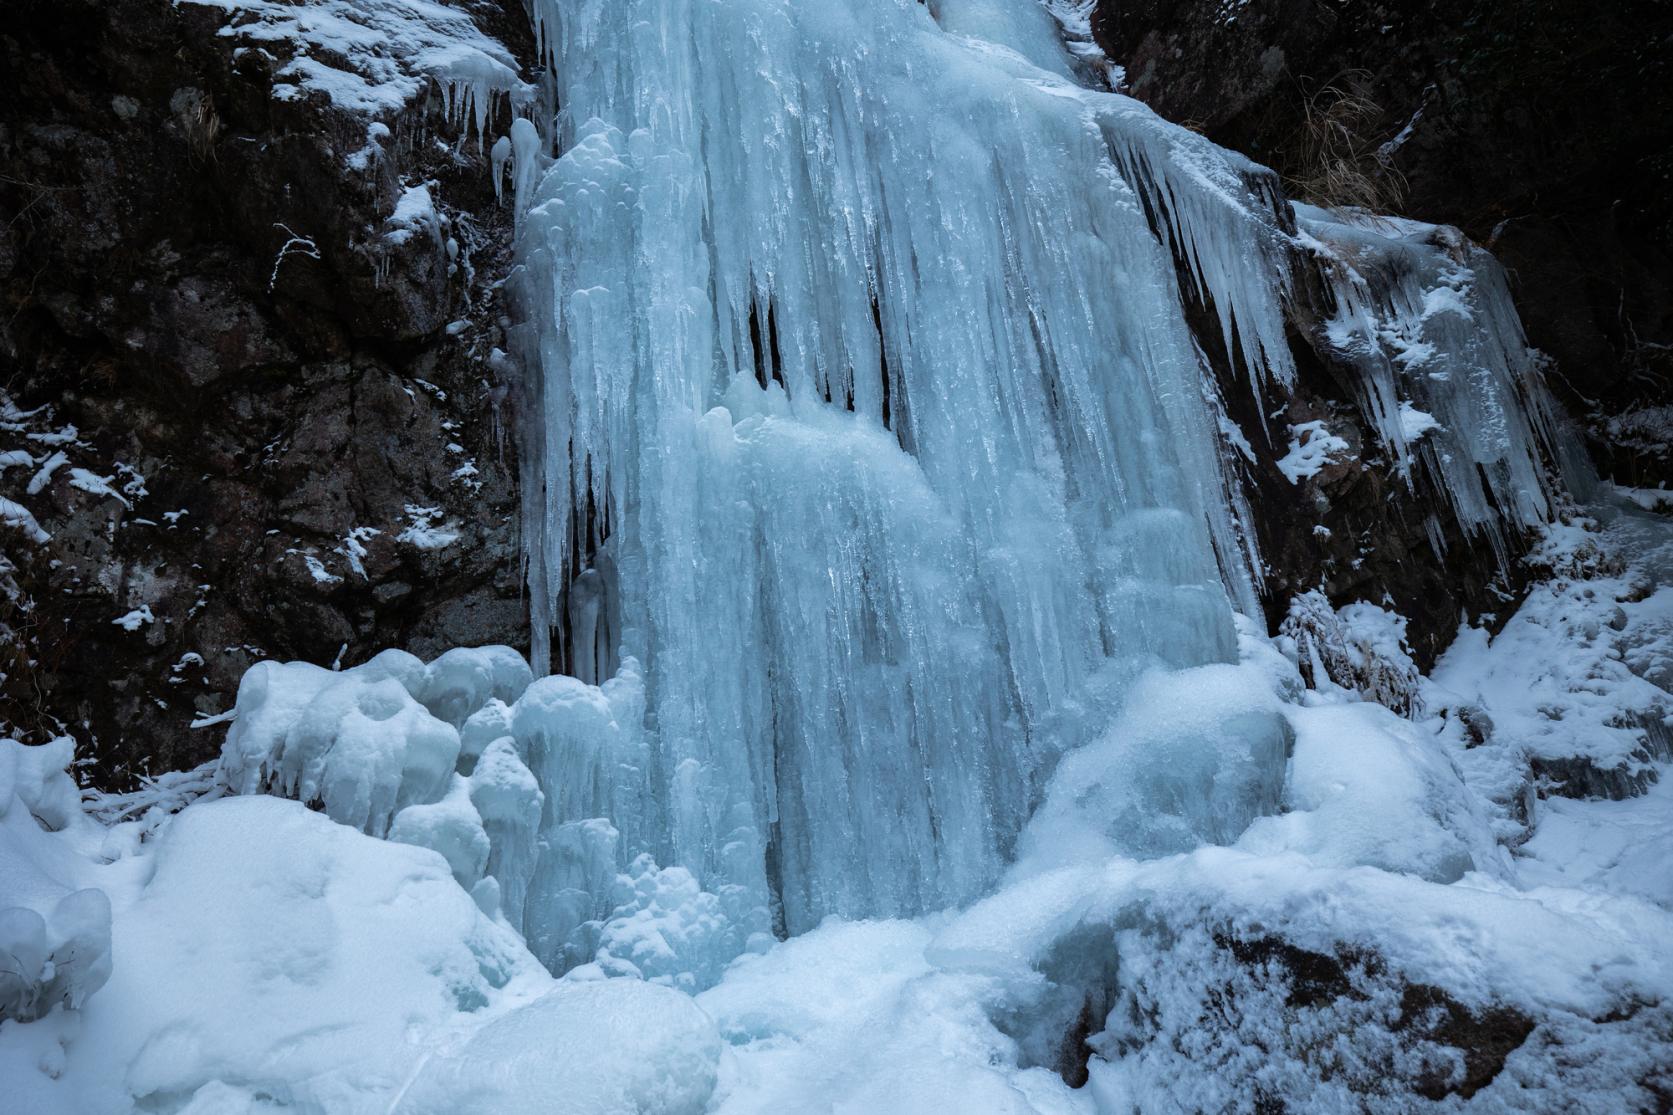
[0,738,113,1024]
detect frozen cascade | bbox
[510,0,1268,953]
[202,0,1582,990]
[490,0,1584,973]
[1294,205,1592,559]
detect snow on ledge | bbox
[1276,420,1351,483]
[182,0,532,126]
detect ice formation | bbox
[10,1,1673,1111]
[0,739,113,1024]
[173,0,1598,996]
[510,0,1301,954]
[1296,205,1591,556]
[495,0,1585,970]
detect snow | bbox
[1616,483,1673,513]
[0,738,113,1026]
[182,0,531,135]
[395,504,460,550]
[1014,657,1290,872]
[32,796,548,1114]
[1517,770,1673,905]
[384,182,440,247]
[110,605,154,631]
[1398,399,1441,440]
[301,552,340,584]
[1430,505,1673,790]
[8,511,1673,1112]
[1279,590,1424,714]
[1,496,50,544]
[337,524,379,576]
[66,468,131,507]
[391,980,721,1115]
[1276,419,1351,482]
[25,450,66,494]
[1245,701,1500,882]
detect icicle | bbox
[491,134,512,203]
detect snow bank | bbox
[392,980,721,1115]
[86,797,545,1110]
[1431,507,1673,797]
[1245,701,1500,882]
[1,791,554,1113]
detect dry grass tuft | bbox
[1286,70,1408,213]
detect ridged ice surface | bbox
[512,0,1264,941]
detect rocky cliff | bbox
[0,0,534,782]
[1094,0,1673,484]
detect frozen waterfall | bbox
[210,0,1576,987]
[488,0,1576,970]
[509,0,1274,951]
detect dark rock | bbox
[1531,711,1673,801]
[0,0,536,787]
[1094,0,1673,487]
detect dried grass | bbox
[1286,70,1408,213]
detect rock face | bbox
[1094,0,1673,486]
[0,0,535,783]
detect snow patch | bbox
[1276,420,1351,483]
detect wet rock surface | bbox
[0,0,535,784]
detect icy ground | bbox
[3,500,1671,1113]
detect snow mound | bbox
[88,796,546,1111]
[1015,659,1291,873]
[1245,701,1500,882]
[0,738,113,1024]
[1276,420,1351,483]
[392,980,721,1115]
